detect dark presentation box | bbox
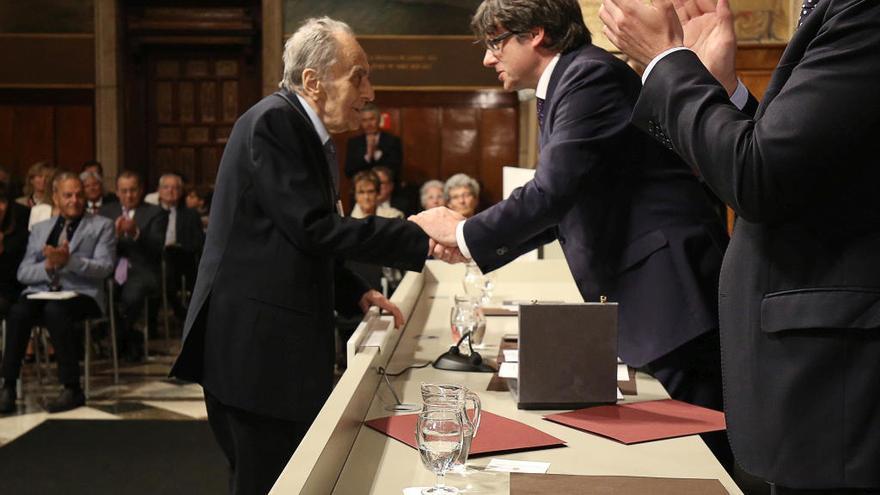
[511,303,618,409]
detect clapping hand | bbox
[672,0,738,95]
[599,0,684,66]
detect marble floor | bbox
[0,338,207,448]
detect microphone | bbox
[432,331,496,373]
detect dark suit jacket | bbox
[344,132,403,181]
[168,206,205,255]
[170,89,428,421]
[464,43,726,368]
[632,0,880,487]
[98,201,167,285]
[0,202,30,304]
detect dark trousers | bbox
[117,268,159,346]
[1,295,101,387]
[642,330,733,471]
[204,390,311,495]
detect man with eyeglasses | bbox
[412,0,732,467]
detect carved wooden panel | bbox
[222,81,238,122]
[440,108,480,180]
[199,81,217,123]
[178,81,194,123]
[156,82,173,124]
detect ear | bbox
[301,68,322,98]
[530,27,546,48]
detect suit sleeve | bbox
[333,259,372,317]
[63,219,117,280]
[250,106,428,272]
[632,0,880,224]
[463,59,632,272]
[16,226,52,285]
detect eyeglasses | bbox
[477,31,521,53]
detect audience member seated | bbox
[0,182,30,316]
[28,168,61,231]
[157,173,204,318]
[350,171,403,219]
[419,180,446,210]
[184,186,212,231]
[81,171,117,215]
[444,173,480,218]
[99,171,167,362]
[16,162,54,209]
[0,172,116,414]
[344,102,402,182]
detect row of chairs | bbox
[0,254,190,401]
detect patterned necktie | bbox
[536,97,546,130]
[115,207,130,285]
[798,0,819,27]
[323,140,340,197]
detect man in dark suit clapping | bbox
[344,102,402,182]
[601,0,880,491]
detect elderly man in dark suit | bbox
[170,17,435,494]
[0,172,116,413]
[414,0,727,413]
[99,171,167,362]
[601,0,880,492]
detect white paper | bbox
[26,290,78,300]
[503,349,519,362]
[617,387,624,400]
[617,364,629,381]
[403,488,432,495]
[498,361,519,379]
[485,458,550,474]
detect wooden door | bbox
[146,50,252,188]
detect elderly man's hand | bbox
[409,207,464,247]
[358,289,405,328]
[673,0,738,95]
[428,239,469,264]
[599,0,684,66]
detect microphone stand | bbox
[432,331,496,373]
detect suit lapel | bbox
[542,48,580,146]
[275,89,335,207]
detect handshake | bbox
[408,207,470,264]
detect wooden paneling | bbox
[55,105,95,169]
[0,107,13,167]
[0,35,95,88]
[15,106,55,171]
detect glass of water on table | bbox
[416,408,464,494]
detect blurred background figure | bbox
[350,170,403,219]
[419,179,446,211]
[0,182,29,317]
[344,102,402,182]
[81,170,117,214]
[27,168,60,231]
[17,162,54,209]
[444,173,480,218]
[184,185,212,231]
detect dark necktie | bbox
[323,140,340,197]
[798,0,819,27]
[536,97,546,130]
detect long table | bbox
[271,260,741,494]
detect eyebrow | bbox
[350,65,368,78]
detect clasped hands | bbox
[599,0,738,96]
[43,241,71,271]
[115,215,138,238]
[409,207,469,264]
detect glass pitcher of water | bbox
[420,383,481,470]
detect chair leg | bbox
[84,321,91,400]
[143,299,149,360]
[161,258,171,347]
[32,329,43,386]
[108,281,119,384]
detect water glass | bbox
[416,409,463,495]
[449,295,477,343]
[421,383,482,470]
[462,262,484,299]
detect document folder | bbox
[511,302,618,409]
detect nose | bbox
[362,77,375,102]
[482,49,497,67]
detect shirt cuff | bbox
[729,79,748,110]
[455,220,472,260]
[642,47,690,84]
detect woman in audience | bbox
[27,169,60,231]
[420,179,446,210]
[16,162,54,208]
[350,170,403,219]
[185,185,212,231]
[0,182,29,317]
[444,173,480,218]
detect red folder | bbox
[365,411,566,457]
[543,399,725,445]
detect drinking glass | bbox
[480,271,496,306]
[449,295,477,343]
[416,409,463,495]
[462,262,484,299]
[421,383,481,471]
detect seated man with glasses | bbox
[0,172,116,414]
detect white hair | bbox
[444,173,480,199]
[420,179,444,207]
[279,17,354,92]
